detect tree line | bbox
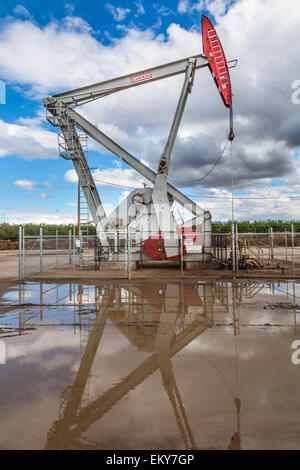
[0,221,300,240]
[0,223,96,240]
[212,220,300,233]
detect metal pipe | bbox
[69,229,72,264]
[56,230,58,265]
[270,227,274,261]
[40,227,43,273]
[180,231,184,277]
[235,223,239,275]
[292,223,295,275]
[22,226,25,278]
[156,59,195,177]
[73,226,76,273]
[77,182,80,236]
[127,229,131,280]
[285,228,288,262]
[231,223,235,273]
[18,226,22,279]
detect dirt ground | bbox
[2,248,300,282]
[0,250,19,280]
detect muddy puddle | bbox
[0,280,300,450]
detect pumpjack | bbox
[44,16,236,266]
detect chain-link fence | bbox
[212,225,300,273]
[18,225,300,278]
[18,228,187,279]
[19,228,73,278]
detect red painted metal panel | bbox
[202,15,232,108]
[142,228,202,260]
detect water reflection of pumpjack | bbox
[45,282,242,450]
[45,283,214,449]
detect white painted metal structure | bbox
[43,52,212,262]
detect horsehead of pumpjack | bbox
[202,14,236,140]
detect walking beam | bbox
[44,54,208,106]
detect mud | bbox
[0,279,300,449]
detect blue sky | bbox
[0,0,300,224]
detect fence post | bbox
[127,229,131,280]
[270,227,274,261]
[68,230,72,264]
[231,223,235,273]
[235,223,239,275]
[180,231,184,277]
[18,226,22,279]
[292,223,295,275]
[56,230,58,265]
[285,228,288,262]
[22,226,25,278]
[114,232,118,256]
[73,226,76,273]
[40,227,43,273]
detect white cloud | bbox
[67,202,77,207]
[178,0,190,13]
[135,1,145,16]
[120,190,130,202]
[13,179,35,190]
[191,184,300,221]
[64,169,78,183]
[64,165,146,189]
[35,192,51,199]
[106,4,131,22]
[0,13,201,98]
[13,5,31,18]
[0,118,57,160]
[177,0,230,17]
[0,208,77,224]
[63,15,94,33]
[1,2,300,220]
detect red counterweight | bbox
[202,15,232,108]
[142,228,202,260]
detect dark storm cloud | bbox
[167,132,295,189]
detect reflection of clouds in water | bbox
[2,290,36,302]
[185,334,256,360]
[7,329,79,361]
[0,394,61,450]
[30,353,76,373]
[8,324,131,367]
[63,292,97,305]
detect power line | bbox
[186,139,229,185]
[93,177,145,189]
[185,194,300,200]
[39,182,300,201]
[92,137,229,189]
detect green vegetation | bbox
[212,220,300,233]
[0,223,96,240]
[0,220,299,240]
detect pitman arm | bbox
[152,58,197,258]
